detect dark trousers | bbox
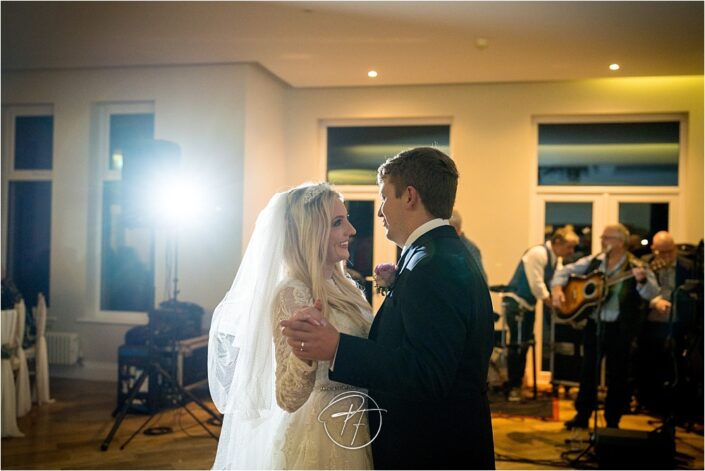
[574,318,633,427]
[503,297,535,389]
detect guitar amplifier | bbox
[595,427,675,469]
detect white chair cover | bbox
[13,300,32,416]
[23,315,36,403]
[35,293,53,404]
[2,309,24,437]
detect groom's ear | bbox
[404,185,421,209]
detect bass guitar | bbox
[553,258,665,324]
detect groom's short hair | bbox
[377,147,458,219]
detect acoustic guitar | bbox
[553,258,665,324]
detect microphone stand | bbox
[568,274,607,467]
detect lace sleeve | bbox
[271,282,318,413]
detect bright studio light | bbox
[609,63,620,71]
[367,70,378,78]
[641,239,649,246]
[152,175,206,226]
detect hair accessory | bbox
[302,184,329,205]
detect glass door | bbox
[335,185,398,314]
[609,195,677,257]
[535,193,677,386]
[535,195,603,386]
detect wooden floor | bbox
[2,378,703,469]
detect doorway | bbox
[533,192,678,384]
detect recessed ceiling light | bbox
[475,37,489,51]
[367,70,378,78]
[609,63,620,71]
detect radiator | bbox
[46,332,80,365]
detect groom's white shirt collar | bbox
[401,218,449,256]
[330,218,448,373]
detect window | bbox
[14,115,53,170]
[1,106,53,310]
[619,202,669,256]
[538,121,679,186]
[544,202,593,262]
[344,200,375,304]
[95,103,155,315]
[327,125,450,185]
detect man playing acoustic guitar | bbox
[551,224,659,430]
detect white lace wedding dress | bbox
[271,278,374,470]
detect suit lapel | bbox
[369,226,453,337]
[395,246,415,278]
[370,246,414,338]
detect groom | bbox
[281,147,496,469]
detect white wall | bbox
[283,76,704,289]
[2,67,701,381]
[241,65,288,248]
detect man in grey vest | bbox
[503,227,579,401]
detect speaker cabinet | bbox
[594,427,675,469]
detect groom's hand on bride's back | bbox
[280,302,340,362]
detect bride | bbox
[208,182,374,469]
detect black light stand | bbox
[100,318,221,451]
[165,230,181,302]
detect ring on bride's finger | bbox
[300,341,305,352]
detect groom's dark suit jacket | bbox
[330,225,496,469]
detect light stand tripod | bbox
[101,321,222,451]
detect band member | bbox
[634,231,697,418]
[551,224,659,429]
[502,227,578,401]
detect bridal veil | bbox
[208,191,289,469]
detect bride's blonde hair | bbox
[283,182,370,328]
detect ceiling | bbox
[2,1,703,88]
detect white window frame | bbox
[1,104,54,275]
[81,102,155,325]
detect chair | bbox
[1,309,24,437]
[13,299,32,416]
[34,293,53,404]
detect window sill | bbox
[76,312,148,326]
[536,185,680,194]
